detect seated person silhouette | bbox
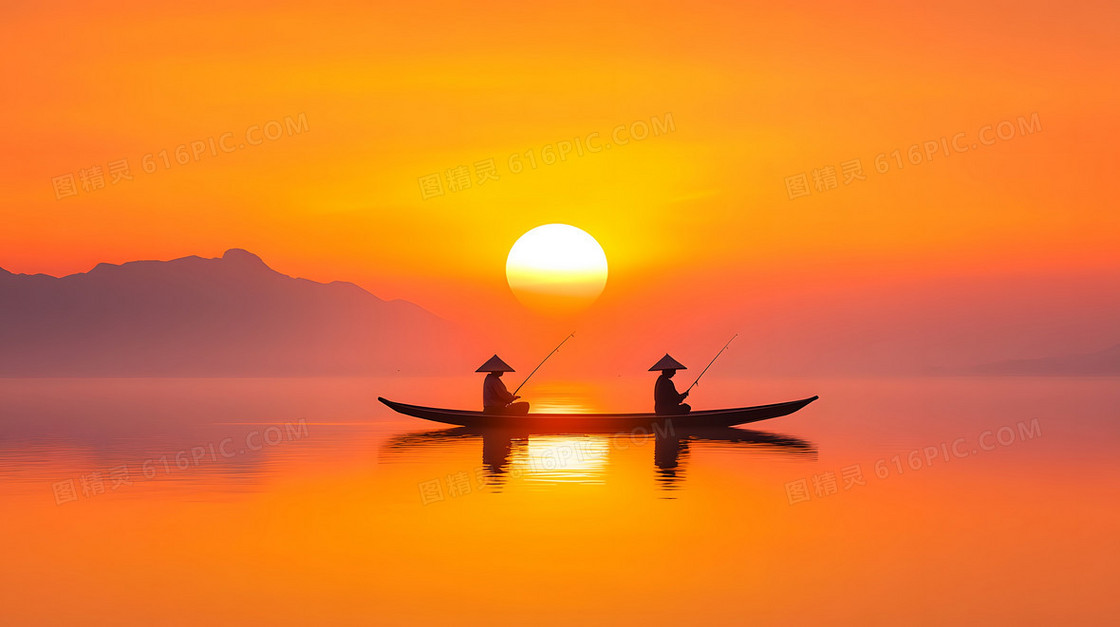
[478,355,530,415]
[650,354,691,415]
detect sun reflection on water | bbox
[511,436,610,484]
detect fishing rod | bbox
[686,334,738,393]
[512,332,575,396]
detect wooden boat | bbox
[377,395,819,430]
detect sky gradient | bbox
[3,0,1118,373]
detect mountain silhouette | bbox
[973,343,1120,375]
[0,249,464,376]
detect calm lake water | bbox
[1,376,1116,625]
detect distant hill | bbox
[974,344,1120,375]
[0,249,465,376]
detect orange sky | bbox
[2,0,1118,369]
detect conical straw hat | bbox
[476,354,515,373]
[649,354,687,371]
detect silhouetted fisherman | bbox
[650,354,691,415]
[478,355,530,415]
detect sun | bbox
[506,224,608,314]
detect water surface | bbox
[1,376,1116,624]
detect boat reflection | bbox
[652,427,816,492]
[381,425,816,491]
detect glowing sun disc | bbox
[506,224,608,312]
